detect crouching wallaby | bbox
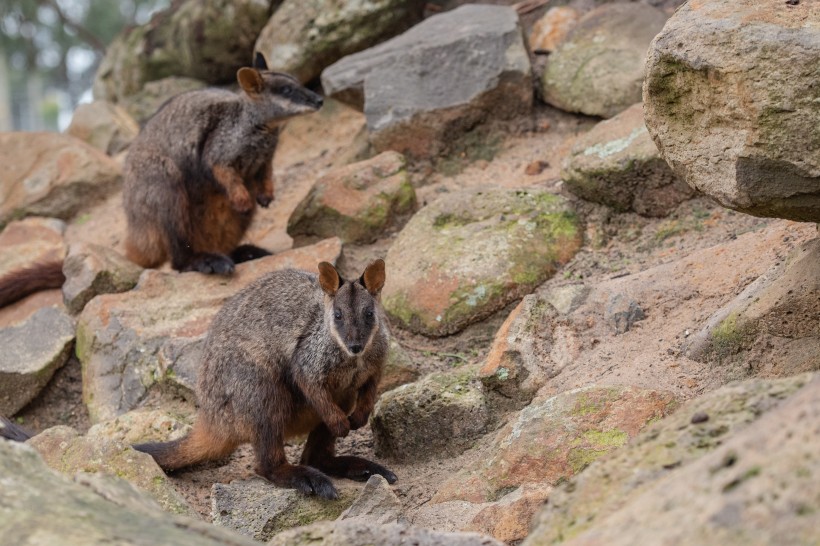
[134,259,396,499]
[123,52,324,275]
[0,53,323,309]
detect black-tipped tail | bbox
[0,415,33,442]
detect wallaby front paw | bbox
[348,411,369,430]
[186,253,235,276]
[327,415,350,438]
[256,192,273,208]
[229,188,254,213]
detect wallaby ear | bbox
[360,259,386,295]
[237,67,264,95]
[318,262,341,297]
[254,51,268,71]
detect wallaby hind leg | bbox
[230,244,271,264]
[300,424,397,484]
[254,415,338,499]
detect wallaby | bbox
[0,415,32,442]
[0,53,322,308]
[133,259,396,499]
[124,52,323,274]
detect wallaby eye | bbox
[334,309,342,320]
[366,309,374,319]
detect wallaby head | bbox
[237,52,323,123]
[318,260,386,357]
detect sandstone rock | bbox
[0,306,75,415]
[371,367,489,462]
[62,242,143,314]
[0,440,258,545]
[0,133,121,226]
[605,293,646,335]
[529,374,820,546]
[525,373,813,544]
[322,5,532,158]
[685,238,820,375]
[28,425,195,516]
[479,294,580,407]
[212,477,357,541]
[338,475,403,525]
[644,0,820,222]
[382,188,581,337]
[287,151,416,244]
[87,409,191,445]
[467,484,552,544]
[380,339,420,394]
[433,385,677,504]
[77,238,342,423]
[93,0,271,104]
[541,3,667,118]
[255,0,425,84]
[120,76,207,122]
[267,520,504,546]
[561,103,695,217]
[0,217,66,279]
[66,101,139,155]
[528,6,580,53]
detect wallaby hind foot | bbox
[181,253,235,275]
[300,424,397,484]
[262,463,339,500]
[230,244,271,264]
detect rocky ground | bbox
[1,0,818,545]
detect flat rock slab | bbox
[0,306,75,415]
[644,0,820,222]
[287,151,416,244]
[78,238,342,423]
[322,4,531,158]
[255,0,425,84]
[0,440,258,545]
[382,187,581,337]
[561,103,694,217]
[0,132,121,225]
[212,478,358,541]
[268,520,504,546]
[432,385,677,505]
[541,3,668,118]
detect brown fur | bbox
[0,261,65,308]
[134,260,395,499]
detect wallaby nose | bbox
[349,343,363,354]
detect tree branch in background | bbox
[37,0,106,55]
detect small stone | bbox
[690,412,709,424]
[525,160,549,176]
[338,475,403,524]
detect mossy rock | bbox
[382,188,582,337]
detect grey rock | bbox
[0,439,258,545]
[561,103,695,217]
[120,76,207,123]
[62,242,143,314]
[267,520,504,546]
[605,293,646,335]
[87,409,192,445]
[541,3,668,118]
[322,5,532,158]
[338,475,403,525]
[371,367,490,463]
[65,101,139,155]
[0,306,75,415]
[255,0,425,84]
[644,0,820,222]
[211,478,357,541]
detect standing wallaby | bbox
[123,52,323,275]
[134,259,396,499]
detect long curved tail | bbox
[0,415,33,442]
[0,260,65,308]
[133,421,237,472]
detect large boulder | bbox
[644,0,820,222]
[65,101,139,155]
[287,151,416,244]
[525,373,813,544]
[93,0,272,104]
[382,188,581,337]
[28,425,194,517]
[120,76,207,123]
[0,133,121,226]
[432,385,676,505]
[526,374,820,546]
[541,3,668,118]
[371,367,490,463]
[322,5,532,158]
[0,440,258,545]
[267,520,504,546]
[255,0,426,84]
[561,103,695,217]
[77,238,341,422]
